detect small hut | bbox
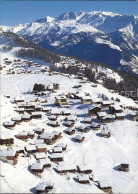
[77,125,89,133]
[98,180,112,194]
[77,164,92,174]
[3,121,16,129]
[51,153,64,162]
[65,127,75,135]
[100,130,111,138]
[74,135,85,143]
[78,174,90,184]
[31,163,44,175]
[119,163,129,172]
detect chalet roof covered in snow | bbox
[31,162,43,170]
[51,153,63,159]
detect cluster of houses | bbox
[1,59,137,193]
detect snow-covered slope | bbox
[1,11,138,74]
[0,48,138,193]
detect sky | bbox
[1,1,138,26]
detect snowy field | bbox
[0,70,138,193]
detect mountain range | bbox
[1,11,138,75]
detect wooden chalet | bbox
[36,144,47,153]
[65,127,75,135]
[88,106,101,116]
[77,125,89,133]
[64,121,74,127]
[77,164,92,174]
[16,108,24,114]
[11,117,22,124]
[48,121,60,127]
[91,98,102,106]
[28,131,35,139]
[101,115,114,123]
[39,158,51,168]
[109,105,123,114]
[3,121,16,129]
[36,182,54,194]
[119,163,129,172]
[33,127,44,135]
[48,115,57,121]
[84,117,93,124]
[97,112,107,119]
[0,131,14,145]
[81,96,92,104]
[31,112,43,119]
[115,113,125,120]
[0,148,18,165]
[40,133,56,145]
[52,147,62,153]
[98,180,112,194]
[90,122,101,130]
[16,132,29,140]
[25,145,37,153]
[57,163,76,174]
[22,114,32,121]
[51,153,64,162]
[14,97,24,103]
[74,135,85,143]
[78,174,90,184]
[35,152,47,160]
[54,96,69,107]
[101,101,111,108]
[31,163,44,175]
[55,143,67,151]
[100,130,111,138]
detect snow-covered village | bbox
[0,1,138,194]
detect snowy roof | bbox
[34,139,44,144]
[82,96,91,100]
[36,182,53,191]
[115,113,125,117]
[33,127,44,132]
[18,131,28,136]
[58,163,76,171]
[111,105,122,111]
[22,114,31,119]
[32,111,43,115]
[67,115,76,121]
[55,143,67,149]
[66,127,75,132]
[51,153,63,159]
[78,174,89,181]
[64,121,73,125]
[78,164,92,171]
[35,152,46,159]
[77,125,87,130]
[3,121,15,126]
[51,109,60,114]
[84,117,92,122]
[53,147,62,152]
[99,180,111,188]
[100,130,109,135]
[36,144,47,149]
[39,158,51,165]
[90,122,100,127]
[28,131,35,135]
[31,162,43,170]
[74,135,84,140]
[0,131,14,139]
[40,133,53,139]
[102,101,111,105]
[49,121,58,125]
[26,145,36,151]
[92,98,102,103]
[0,148,17,157]
[11,117,22,121]
[48,115,57,119]
[97,112,107,117]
